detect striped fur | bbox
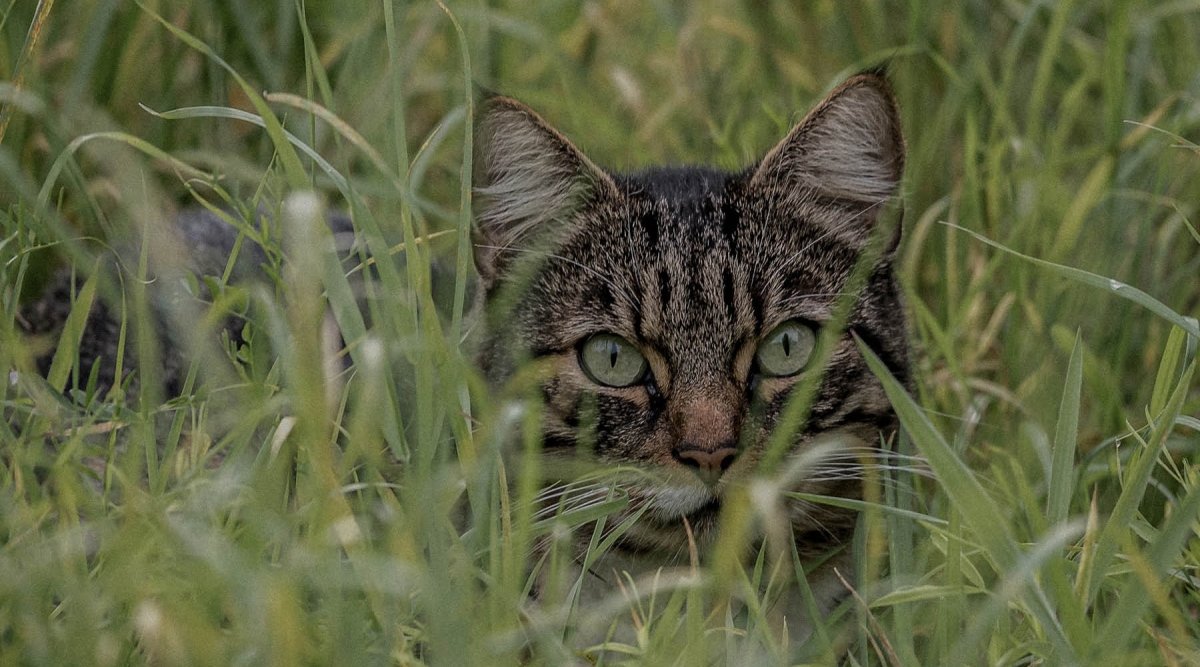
[474,73,910,622]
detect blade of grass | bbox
[45,264,99,392]
[141,105,350,192]
[255,96,395,186]
[0,0,55,146]
[942,221,1200,339]
[1025,0,1074,143]
[1049,157,1113,259]
[380,0,437,475]
[870,584,985,608]
[1084,358,1195,603]
[38,131,211,210]
[435,0,475,346]
[1046,330,1083,525]
[856,337,1018,570]
[1093,424,1200,658]
[1149,325,1189,417]
[435,0,478,493]
[786,492,948,527]
[948,520,1084,665]
[883,429,921,666]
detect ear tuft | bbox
[473,96,615,285]
[751,74,905,208]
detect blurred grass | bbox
[1,0,1198,665]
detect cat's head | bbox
[473,74,909,552]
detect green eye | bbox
[579,334,648,387]
[755,320,816,377]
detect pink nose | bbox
[673,446,738,483]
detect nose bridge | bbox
[671,383,741,452]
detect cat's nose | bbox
[673,445,738,484]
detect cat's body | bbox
[473,73,909,633]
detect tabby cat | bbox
[18,69,911,640]
[472,72,910,626]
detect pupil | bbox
[609,342,619,369]
[782,332,791,357]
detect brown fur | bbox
[474,73,910,628]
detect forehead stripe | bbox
[720,198,739,250]
[722,268,736,325]
[639,204,660,248]
[657,266,672,313]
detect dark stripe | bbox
[639,204,659,248]
[812,404,895,432]
[594,396,650,458]
[781,268,812,297]
[721,200,739,250]
[560,399,581,428]
[722,268,736,324]
[749,283,764,335]
[530,344,558,358]
[764,370,874,429]
[658,266,672,310]
[542,434,577,449]
[631,301,644,340]
[729,333,749,374]
[814,362,864,414]
[589,281,615,310]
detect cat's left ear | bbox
[751,73,905,245]
[473,95,618,287]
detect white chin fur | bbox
[645,485,715,520]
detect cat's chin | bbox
[609,485,724,555]
[645,485,720,522]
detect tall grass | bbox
[1,1,1198,664]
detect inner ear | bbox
[751,73,905,210]
[473,96,617,287]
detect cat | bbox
[472,71,911,636]
[15,68,911,647]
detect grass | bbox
[2,0,1199,664]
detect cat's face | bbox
[474,74,909,555]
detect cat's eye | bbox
[755,320,817,377]
[579,334,648,387]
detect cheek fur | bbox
[540,353,675,461]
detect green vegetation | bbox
[2,1,1198,664]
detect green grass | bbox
[2,1,1199,664]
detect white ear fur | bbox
[751,74,904,208]
[474,97,616,280]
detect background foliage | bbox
[1,1,1198,664]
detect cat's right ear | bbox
[473,95,617,288]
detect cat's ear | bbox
[750,73,904,243]
[473,95,617,286]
